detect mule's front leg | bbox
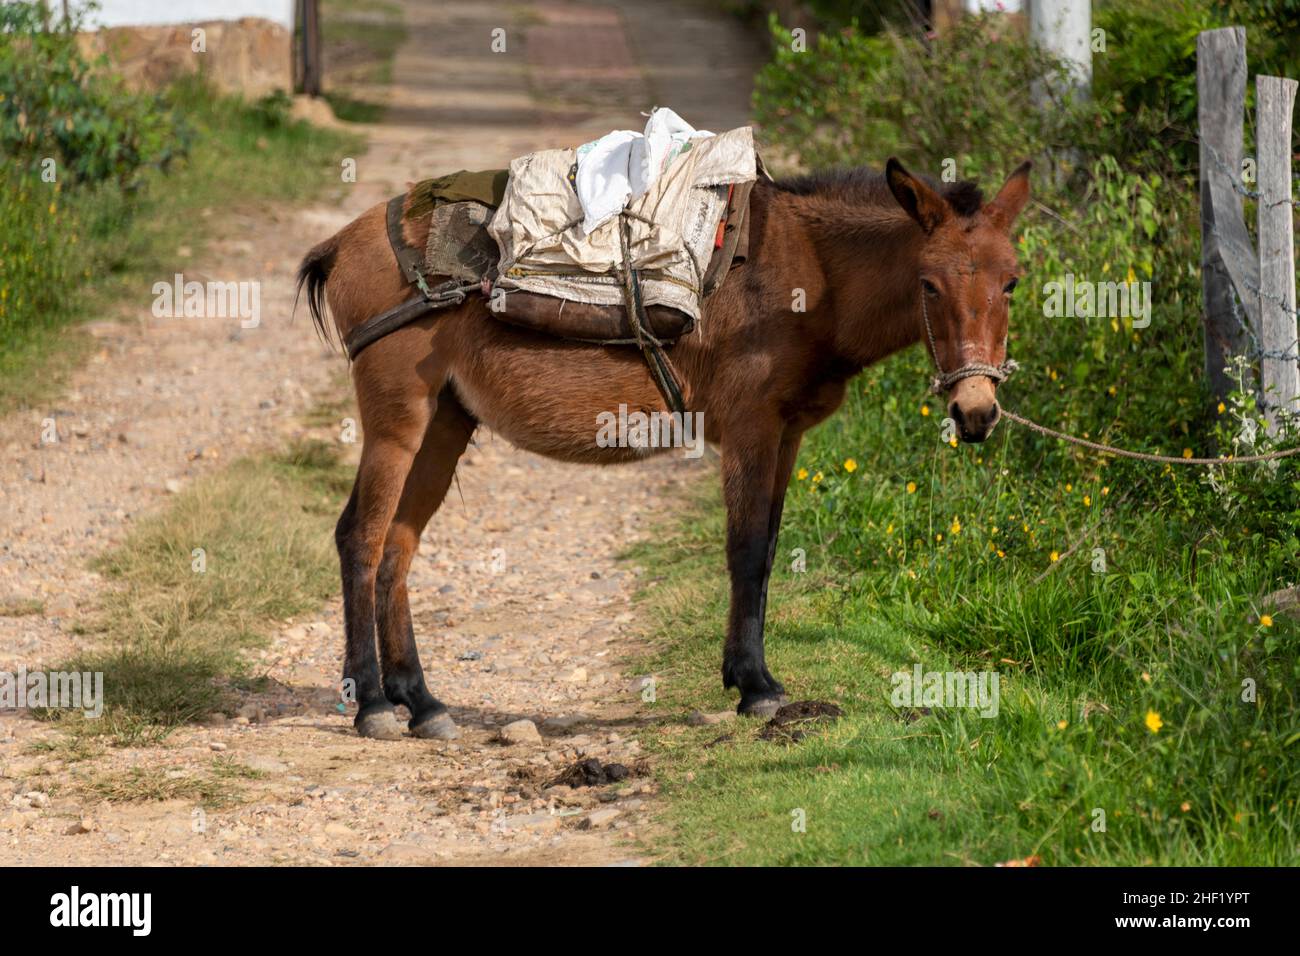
[720,430,799,716]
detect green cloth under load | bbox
[404,168,509,220]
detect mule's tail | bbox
[295,234,340,349]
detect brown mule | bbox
[297,157,1032,738]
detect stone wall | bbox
[77,17,292,99]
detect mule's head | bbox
[885,158,1032,443]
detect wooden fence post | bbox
[1256,74,1299,432]
[1197,28,1254,405]
[295,0,322,97]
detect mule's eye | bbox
[1003,278,1019,295]
[921,278,940,297]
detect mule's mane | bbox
[774,166,984,217]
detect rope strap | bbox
[1000,409,1300,465]
[930,359,1020,395]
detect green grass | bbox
[320,0,406,123]
[49,440,352,745]
[79,765,245,808]
[0,80,361,415]
[634,354,1300,867]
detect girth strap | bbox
[618,216,688,415]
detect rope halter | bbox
[921,287,1019,395]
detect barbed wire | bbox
[1205,144,1300,209]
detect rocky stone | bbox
[540,714,586,734]
[580,808,621,829]
[499,719,542,745]
[496,811,561,833]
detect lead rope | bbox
[999,409,1300,465]
[921,289,1300,466]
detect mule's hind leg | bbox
[375,389,476,739]
[337,387,433,739]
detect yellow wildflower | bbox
[1145,710,1163,733]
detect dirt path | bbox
[0,0,762,864]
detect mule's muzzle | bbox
[949,397,1001,443]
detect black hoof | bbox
[410,710,460,740]
[355,707,403,740]
[738,694,789,718]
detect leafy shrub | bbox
[753,13,1103,180]
[0,1,189,189]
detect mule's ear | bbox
[983,160,1032,232]
[885,157,949,233]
